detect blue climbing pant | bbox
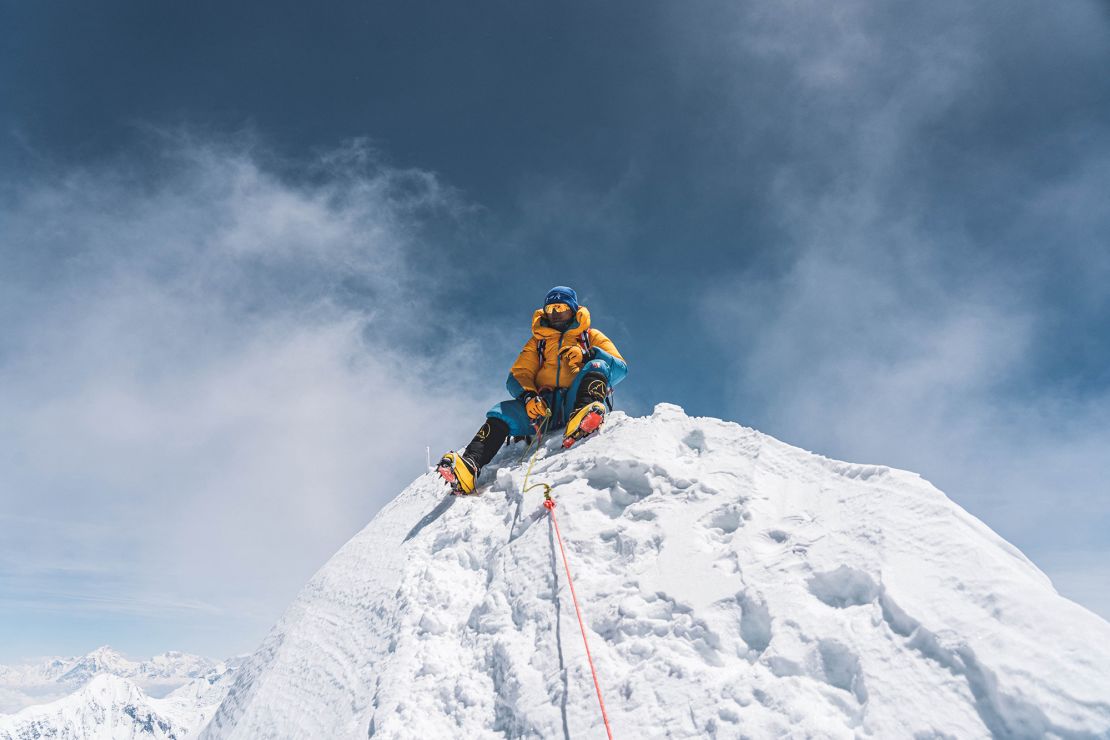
[487,355,624,437]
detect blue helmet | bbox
[544,286,579,313]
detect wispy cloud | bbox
[682,0,1110,614]
[0,132,491,658]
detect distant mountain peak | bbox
[0,645,225,721]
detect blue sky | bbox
[1,0,1108,661]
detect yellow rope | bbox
[521,412,553,498]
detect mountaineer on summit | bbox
[437,286,628,495]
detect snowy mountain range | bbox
[0,666,237,740]
[0,647,216,713]
[7,405,1110,738]
[0,648,237,739]
[200,404,1110,738]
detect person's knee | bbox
[581,372,609,401]
[485,416,509,437]
[487,402,532,437]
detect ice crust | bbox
[192,405,1110,737]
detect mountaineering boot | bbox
[437,418,511,495]
[437,452,479,495]
[562,372,609,449]
[562,401,606,449]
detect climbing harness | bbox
[519,412,615,740]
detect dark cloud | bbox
[1,0,1108,657]
[680,0,1110,613]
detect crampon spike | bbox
[436,463,468,495]
[563,409,605,449]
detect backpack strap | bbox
[536,339,547,364]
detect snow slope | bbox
[148,664,239,736]
[203,404,1110,738]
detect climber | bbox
[437,286,628,495]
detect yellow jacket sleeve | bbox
[589,329,624,361]
[510,337,541,393]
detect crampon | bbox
[436,452,477,495]
[562,402,606,449]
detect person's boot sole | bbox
[562,409,605,449]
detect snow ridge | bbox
[197,404,1110,738]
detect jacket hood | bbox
[531,306,591,339]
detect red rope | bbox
[544,496,614,739]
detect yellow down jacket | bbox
[510,306,624,392]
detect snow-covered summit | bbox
[0,674,184,740]
[57,647,144,686]
[204,404,1110,738]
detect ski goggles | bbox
[544,302,574,322]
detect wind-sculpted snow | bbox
[204,404,1110,738]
